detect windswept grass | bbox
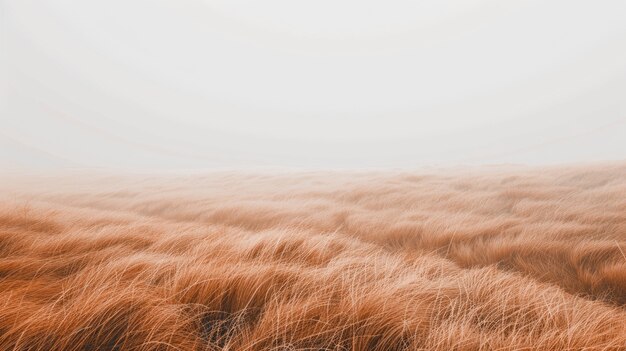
[1,163,625,350]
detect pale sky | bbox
[2,0,626,169]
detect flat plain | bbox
[1,163,625,350]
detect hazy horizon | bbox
[2,0,626,170]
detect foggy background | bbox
[2,0,626,170]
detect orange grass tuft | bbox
[1,163,626,350]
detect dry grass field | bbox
[1,163,625,350]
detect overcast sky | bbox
[2,0,626,170]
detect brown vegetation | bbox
[1,163,625,350]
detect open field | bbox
[1,163,625,350]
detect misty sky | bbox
[2,0,626,169]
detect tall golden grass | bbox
[1,163,625,350]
